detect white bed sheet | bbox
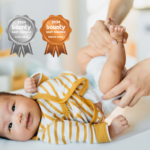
[1,89,150,150]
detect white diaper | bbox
[85,55,126,117]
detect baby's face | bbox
[0,94,41,141]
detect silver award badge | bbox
[6,15,37,57]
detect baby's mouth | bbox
[26,113,30,127]
[26,113,32,128]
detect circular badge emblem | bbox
[40,15,72,57]
[6,15,37,57]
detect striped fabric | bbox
[30,71,111,144]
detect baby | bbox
[0,18,130,144]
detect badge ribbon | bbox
[40,15,72,57]
[6,15,37,57]
[0,22,3,39]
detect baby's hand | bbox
[24,77,38,93]
[108,115,130,138]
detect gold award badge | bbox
[40,15,72,57]
[0,22,3,39]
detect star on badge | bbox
[0,22,3,39]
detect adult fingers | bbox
[88,36,105,55]
[102,28,117,45]
[102,79,128,100]
[88,31,104,50]
[113,91,134,108]
[88,33,106,54]
[94,20,117,46]
[90,26,112,49]
[128,91,144,107]
[88,32,110,54]
[123,32,128,43]
[113,86,139,108]
[87,32,97,49]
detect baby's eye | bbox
[12,104,15,112]
[9,123,12,130]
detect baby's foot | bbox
[109,25,126,43]
[105,17,116,29]
[108,115,130,138]
[105,17,126,43]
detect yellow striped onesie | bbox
[30,71,111,144]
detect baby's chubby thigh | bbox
[85,55,126,118]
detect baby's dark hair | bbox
[0,92,17,97]
[0,92,16,140]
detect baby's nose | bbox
[16,113,23,124]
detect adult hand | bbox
[102,58,150,108]
[87,19,128,55]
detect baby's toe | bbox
[118,26,121,32]
[121,26,126,32]
[115,26,118,32]
[120,28,123,32]
[121,27,125,32]
[121,120,128,125]
[119,117,126,122]
[123,124,130,129]
[109,25,115,33]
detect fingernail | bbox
[111,40,117,45]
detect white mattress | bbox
[1,89,150,150]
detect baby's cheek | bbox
[19,128,33,141]
[12,126,32,141]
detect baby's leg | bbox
[99,23,126,94]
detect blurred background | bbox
[0,0,150,92]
